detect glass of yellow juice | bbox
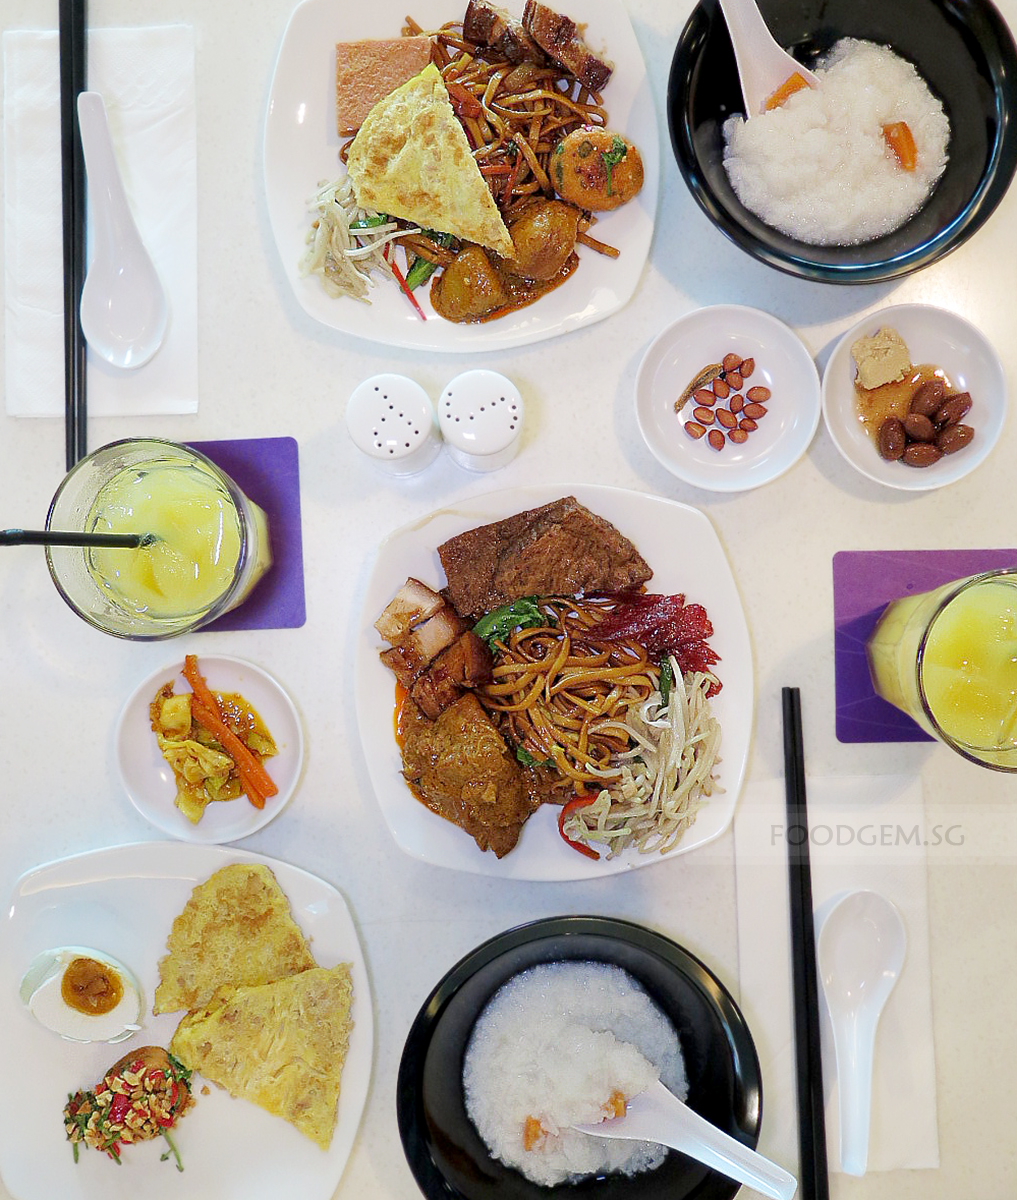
[866,568,1017,770]
[46,439,272,639]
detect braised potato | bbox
[502,200,581,281]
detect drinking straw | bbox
[0,529,153,549]
[781,686,830,1200]
[59,0,88,470]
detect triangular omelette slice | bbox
[153,864,316,1015]
[346,63,515,259]
[170,964,354,1150]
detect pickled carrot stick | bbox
[183,655,278,801]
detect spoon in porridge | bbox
[716,0,819,116]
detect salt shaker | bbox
[438,370,524,472]
[346,374,442,475]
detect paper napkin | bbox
[733,775,939,1185]
[3,25,197,417]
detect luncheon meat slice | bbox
[521,1,613,92]
[437,496,652,619]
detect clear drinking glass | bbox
[46,438,271,639]
[866,568,1017,770]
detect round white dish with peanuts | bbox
[822,303,1006,491]
[635,305,821,492]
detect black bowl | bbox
[397,916,763,1200]
[668,0,1017,282]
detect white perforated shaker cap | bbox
[345,374,441,475]
[438,370,524,472]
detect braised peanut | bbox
[903,413,937,442]
[935,392,972,427]
[902,442,943,467]
[937,423,974,454]
[908,380,946,416]
[877,417,906,461]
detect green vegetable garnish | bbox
[404,231,455,290]
[515,745,556,769]
[659,657,674,706]
[601,136,628,195]
[473,597,551,647]
[348,215,389,230]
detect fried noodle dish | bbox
[303,2,644,321]
[375,498,722,861]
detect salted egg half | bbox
[19,946,142,1043]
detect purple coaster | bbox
[833,548,1017,743]
[190,437,306,632]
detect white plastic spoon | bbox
[818,890,907,1176]
[716,0,820,117]
[77,91,168,369]
[573,1080,797,1200]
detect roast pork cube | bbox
[409,632,495,719]
[374,577,445,645]
[378,607,468,686]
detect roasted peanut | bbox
[729,394,744,414]
[722,353,742,373]
[902,442,943,467]
[712,378,730,399]
[693,406,716,424]
[716,408,738,429]
[746,385,771,403]
[903,413,937,442]
[684,421,707,440]
[694,388,717,407]
[936,423,974,454]
[727,428,749,443]
[726,371,743,391]
[743,403,768,419]
[707,429,725,450]
[877,417,906,461]
[739,417,758,432]
[739,357,755,378]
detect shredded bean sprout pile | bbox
[299,176,418,302]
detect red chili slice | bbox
[558,792,600,860]
[108,1093,131,1125]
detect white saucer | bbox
[115,654,303,843]
[635,305,821,492]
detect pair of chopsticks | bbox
[59,0,88,470]
[782,687,830,1200]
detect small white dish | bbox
[635,304,820,492]
[822,303,1006,491]
[115,655,303,843]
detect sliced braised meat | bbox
[522,0,613,92]
[379,607,467,686]
[400,693,540,857]
[409,631,494,719]
[374,577,444,645]
[463,0,547,64]
[437,495,652,619]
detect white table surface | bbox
[2,1,1016,1197]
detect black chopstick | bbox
[59,0,88,470]
[782,687,830,1200]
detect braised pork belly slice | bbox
[521,0,613,92]
[409,631,494,719]
[379,607,468,687]
[374,577,445,645]
[463,0,547,65]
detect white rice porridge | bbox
[462,960,687,1187]
[722,39,950,244]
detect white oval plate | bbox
[822,303,1006,490]
[115,655,304,843]
[635,305,821,492]
[354,485,753,880]
[0,842,371,1200]
[263,0,658,351]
